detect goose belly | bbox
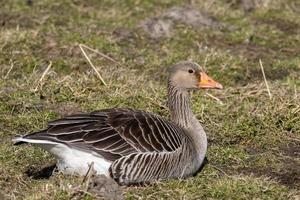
[37,142,112,176]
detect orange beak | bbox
[198,72,223,89]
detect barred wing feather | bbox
[22,108,184,162]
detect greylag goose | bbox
[13,61,222,185]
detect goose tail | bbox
[12,137,27,145]
[12,136,58,145]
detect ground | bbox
[0,0,299,199]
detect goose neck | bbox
[167,81,207,162]
[167,81,194,128]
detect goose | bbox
[13,61,222,185]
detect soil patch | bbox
[113,27,139,44]
[140,6,224,39]
[163,6,221,29]
[88,175,124,200]
[26,162,57,179]
[280,142,300,159]
[140,17,174,39]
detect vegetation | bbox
[0,0,299,199]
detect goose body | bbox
[13,61,222,185]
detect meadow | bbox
[0,0,299,199]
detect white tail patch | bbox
[12,137,111,176]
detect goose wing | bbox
[20,108,184,162]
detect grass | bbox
[0,0,299,199]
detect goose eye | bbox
[188,69,194,74]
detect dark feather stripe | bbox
[145,115,166,151]
[158,119,178,150]
[57,132,87,141]
[128,119,153,151]
[92,134,122,149]
[47,123,91,135]
[154,117,175,151]
[84,129,118,143]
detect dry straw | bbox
[259,59,272,100]
[33,61,52,92]
[78,43,124,86]
[205,92,224,105]
[79,44,107,86]
[79,44,122,67]
[4,60,14,79]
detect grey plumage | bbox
[13,61,222,185]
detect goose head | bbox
[169,61,223,91]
